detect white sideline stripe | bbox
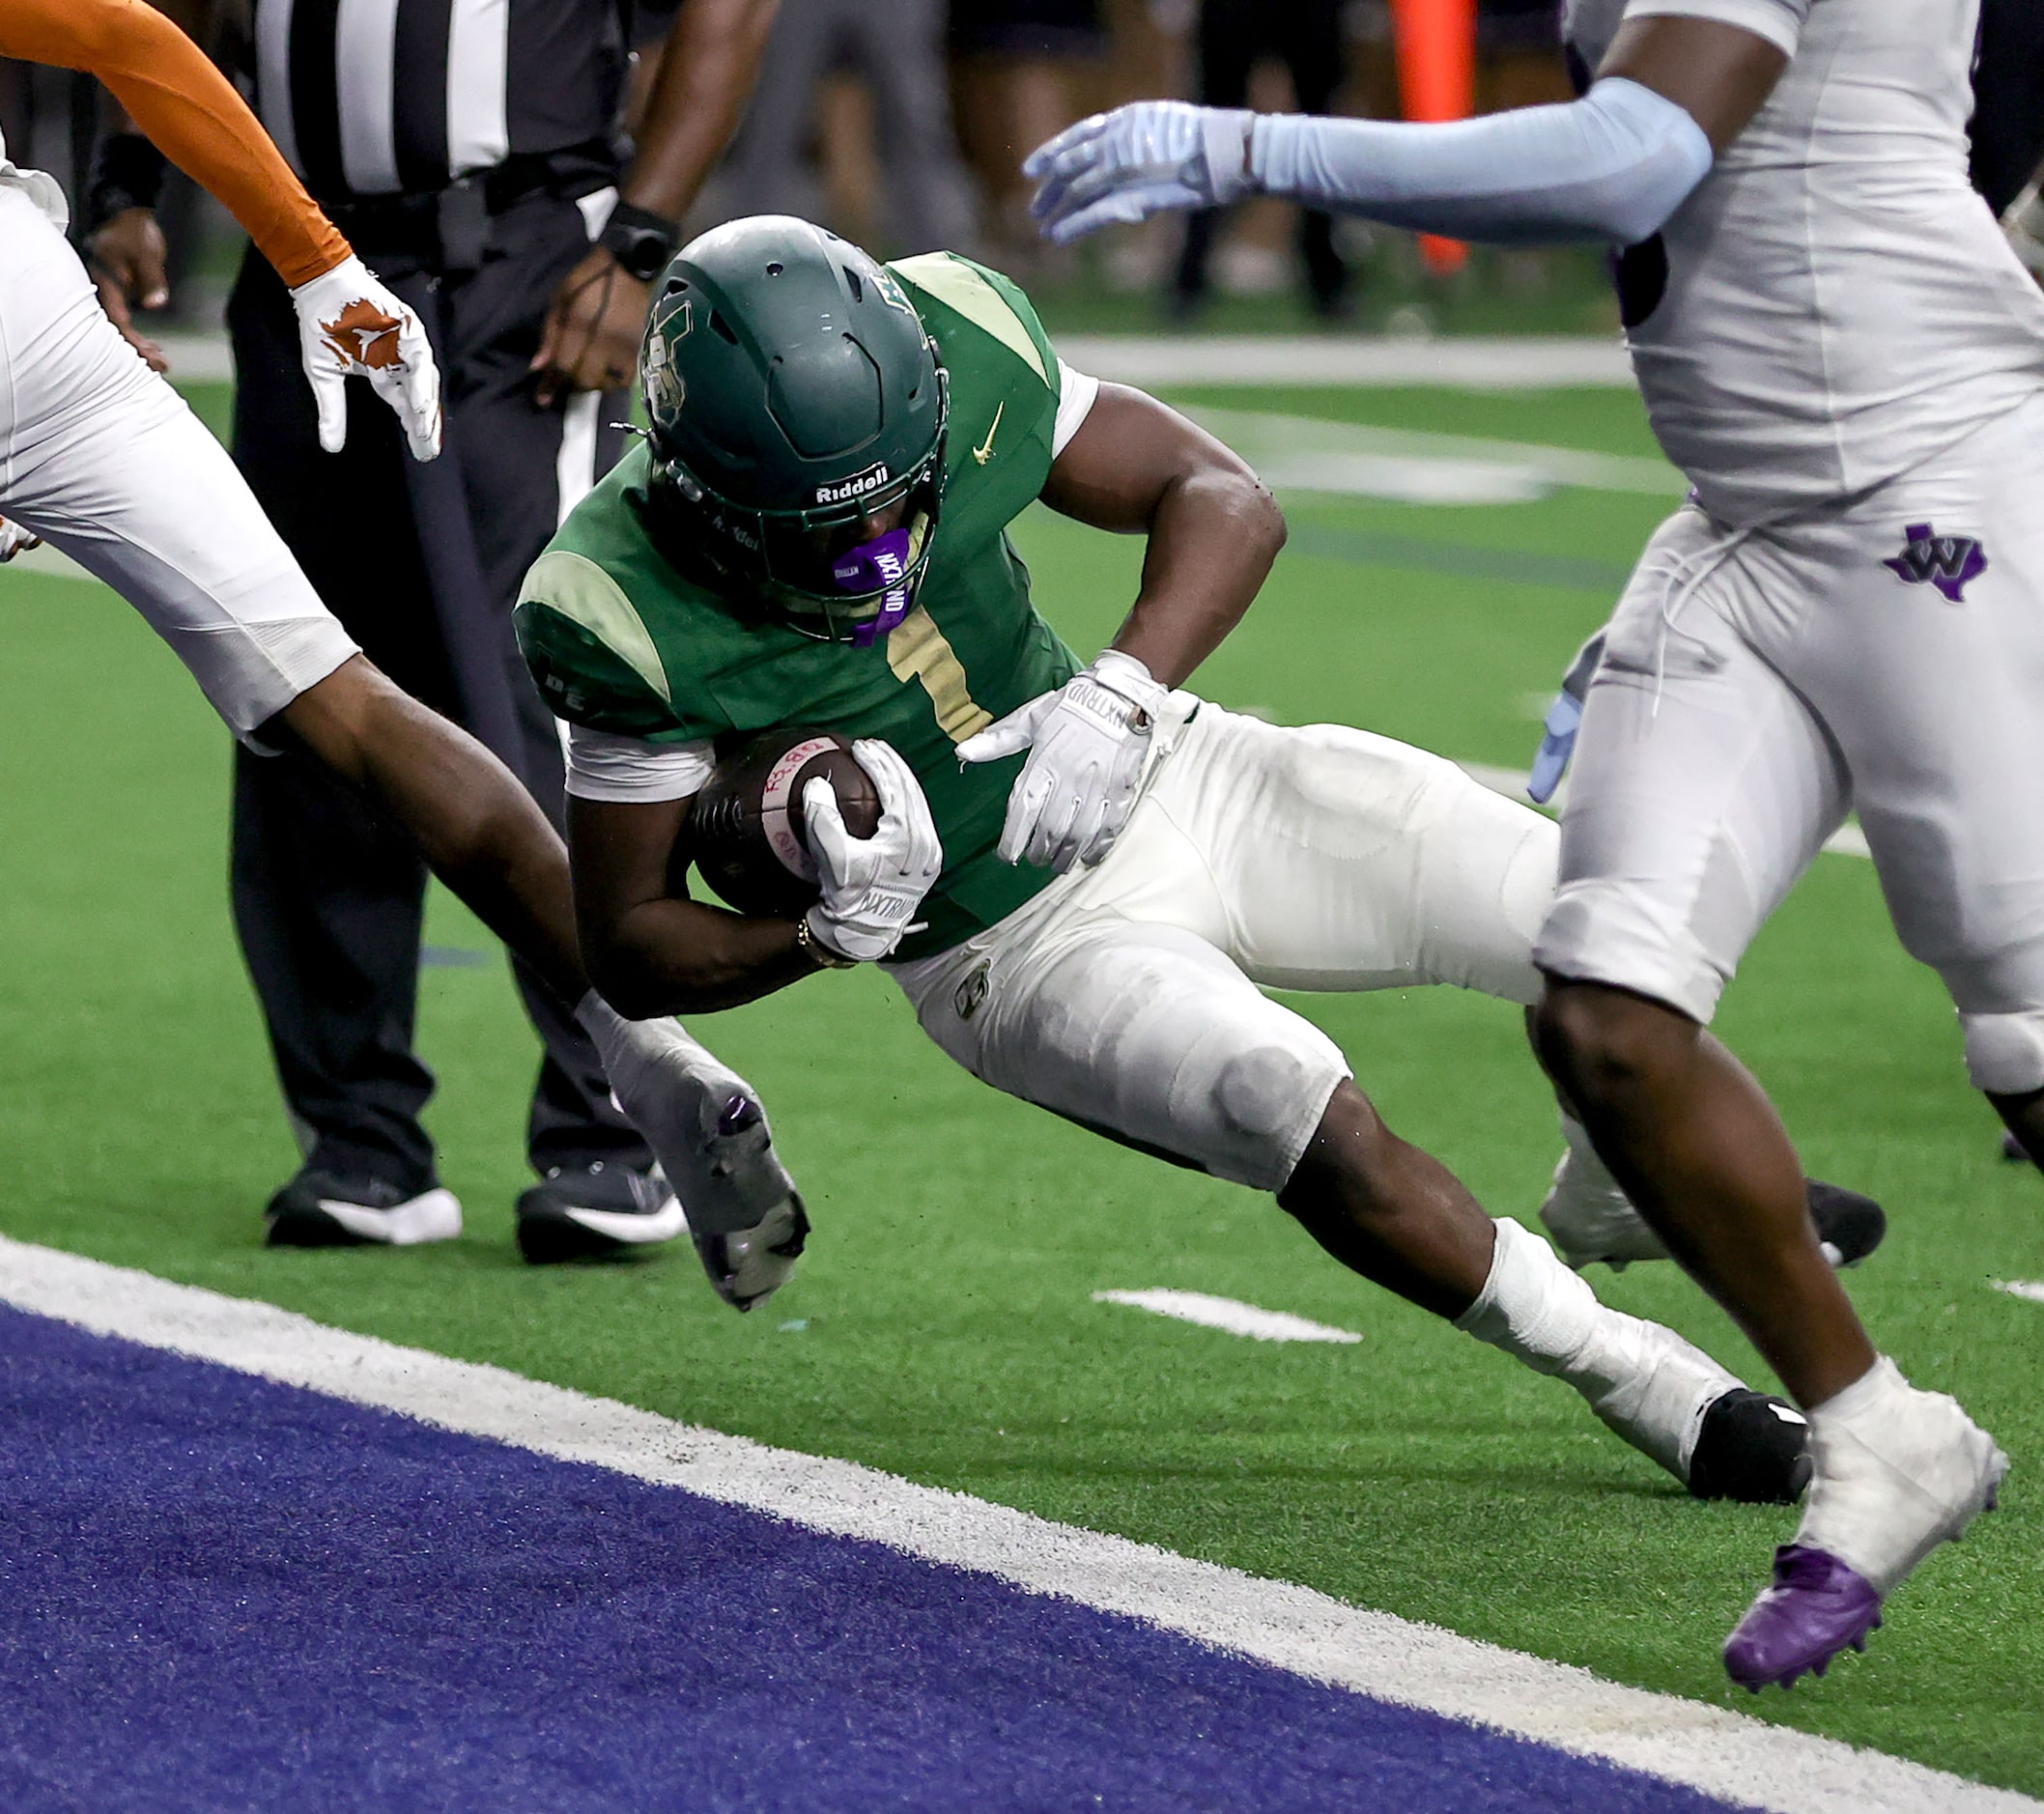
[0,1235,2030,1814]
[1993,1280,2044,1305]
[1457,761,1874,861]
[1094,1288,1362,1345]
[2,542,95,584]
[154,334,236,384]
[1059,334,1635,390]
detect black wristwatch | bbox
[598,201,681,281]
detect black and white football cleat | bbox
[1688,1388,1813,1505]
[1805,1181,1886,1269]
[516,1160,686,1264]
[265,1168,463,1248]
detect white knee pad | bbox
[1961,1007,2044,1094]
[1210,1035,1348,1191]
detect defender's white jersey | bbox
[0,125,70,230]
[1566,0,2044,526]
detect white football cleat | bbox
[1797,1358,2008,1596]
[1540,1130,1887,1273]
[1539,1143,1669,1272]
[1724,1357,2005,1689]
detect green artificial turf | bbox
[2,380,2039,1793]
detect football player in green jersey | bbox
[517,214,1816,1503]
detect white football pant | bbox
[1537,389,2044,1094]
[0,183,355,738]
[890,700,1555,1190]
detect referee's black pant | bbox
[224,185,650,1198]
[1173,0,1349,316]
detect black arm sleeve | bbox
[1971,0,2044,217]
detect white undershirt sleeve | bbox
[1052,359,1100,457]
[564,722,716,804]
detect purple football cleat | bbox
[1722,1545,1883,1690]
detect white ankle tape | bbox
[1454,1217,1599,1374]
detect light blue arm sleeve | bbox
[1249,77,1713,246]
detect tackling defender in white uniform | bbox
[1026,0,2025,1686]
[0,0,802,1297]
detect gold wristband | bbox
[795,912,857,970]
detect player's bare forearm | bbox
[622,0,781,220]
[594,898,817,1016]
[568,794,818,1016]
[1040,383,1284,688]
[1599,16,1785,156]
[275,659,588,1004]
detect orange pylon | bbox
[1389,0,1476,275]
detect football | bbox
[687,728,882,917]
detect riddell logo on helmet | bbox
[815,464,891,506]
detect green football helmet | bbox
[637,215,950,644]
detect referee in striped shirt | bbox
[88,0,777,1261]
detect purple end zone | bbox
[0,1305,1757,1812]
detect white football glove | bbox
[0,517,43,562]
[957,650,1166,873]
[290,254,442,461]
[1025,102,1257,246]
[803,739,945,963]
[576,997,809,1312]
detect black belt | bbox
[320,143,615,271]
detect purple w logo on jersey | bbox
[1882,524,1987,603]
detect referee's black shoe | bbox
[265,1168,463,1248]
[516,1161,685,1264]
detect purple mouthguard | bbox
[834,524,916,647]
[832,524,912,594]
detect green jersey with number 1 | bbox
[515,251,1081,963]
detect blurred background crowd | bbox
[0,0,1603,348]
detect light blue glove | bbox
[1527,630,1605,805]
[1025,102,1256,245]
[1527,692,1582,806]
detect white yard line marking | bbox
[1185,405,1683,500]
[1458,761,1873,861]
[0,1234,2030,1814]
[1059,334,1634,390]
[1993,1280,2044,1305]
[1093,1288,1362,1344]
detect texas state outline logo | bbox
[1882,523,1987,603]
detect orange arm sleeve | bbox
[0,0,350,287]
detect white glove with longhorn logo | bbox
[957,649,1166,872]
[290,254,442,461]
[802,739,945,963]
